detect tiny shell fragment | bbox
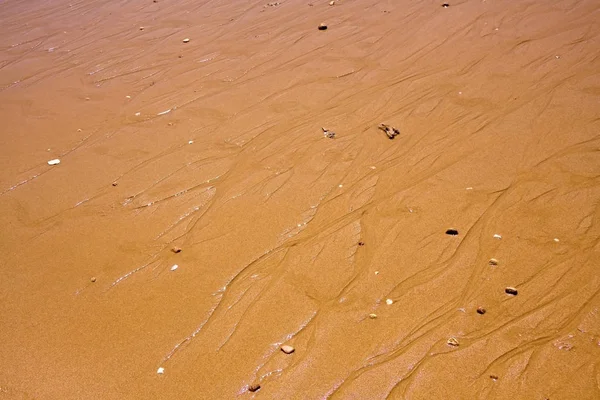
[505,287,518,295]
[447,337,459,347]
[369,313,378,319]
[170,264,179,271]
[281,345,295,354]
[157,367,165,374]
[171,247,182,253]
[47,159,60,165]
[493,234,502,239]
[386,299,393,305]
[183,38,190,43]
[488,258,499,266]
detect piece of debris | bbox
[553,238,560,242]
[139,26,144,31]
[386,299,393,305]
[329,0,335,5]
[91,277,97,283]
[170,264,179,271]
[248,384,261,392]
[318,23,328,30]
[488,258,498,266]
[505,287,518,296]
[447,337,459,347]
[112,182,118,187]
[281,345,295,354]
[171,247,182,253]
[445,228,459,235]
[378,123,400,139]
[47,159,60,165]
[369,313,378,319]
[157,367,165,374]
[322,127,336,138]
[477,307,486,315]
[265,1,280,5]
[490,374,498,381]
[493,234,502,239]
[442,3,450,7]
[183,38,190,43]
[358,241,365,246]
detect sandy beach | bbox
[1,0,599,398]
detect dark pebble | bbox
[445,229,459,235]
[505,287,518,296]
[318,23,328,30]
[477,307,486,315]
[248,384,261,392]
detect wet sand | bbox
[1,0,600,398]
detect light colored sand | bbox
[1,0,599,398]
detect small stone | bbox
[329,0,335,5]
[157,367,165,374]
[170,264,179,271]
[135,112,141,116]
[489,374,498,381]
[505,287,518,296]
[553,238,560,242]
[374,271,379,275]
[47,159,60,165]
[477,307,486,315]
[386,299,393,305]
[112,182,118,187]
[248,384,261,392]
[488,258,498,266]
[445,228,459,235]
[358,241,365,246]
[171,247,182,253]
[139,26,144,31]
[442,3,450,7]
[183,38,190,43]
[447,337,459,347]
[281,345,295,354]
[369,313,378,319]
[493,234,502,239]
[322,127,335,138]
[318,23,328,31]
[91,277,96,283]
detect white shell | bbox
[47,159,60,165]
[493,234,502,239]
[170,264,179,271]
[157,367,165,374]
[386,299,393,305]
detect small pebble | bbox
[488,258,498,266]
[442,3,450,7]
[318,23,328,30]
[553,238,560,242]
[183,38,190,43]
[172,247,182,253]
[91,277,96,283]
[139,26,144,31]
[477,307,486,315]
[329,0,335,5]
[493,234,502,239]
[374,271,379,275]
[47,159,60,165]
[447,337,459,347]
[490,374,498,381]
[248,384,261,392]
[369,313,378,319]
[112,182,118,187]
[445,228,459,235]
[157,367,165,374]
[358,241,365,246]
[170,264,179,271]
[386,299,393,305]
[505,287,518,296]
[281,345,295,354]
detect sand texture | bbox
[1,0,600,398]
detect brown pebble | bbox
[477,307,486,315]
[358,241,365,246]
[318,23,328,31]
[281,345,295,354]
[248,384,261,392]
[490,374,499,381]
[369,313,378,319]
[445,228,459,235]
[442,3,450,7]
[171,247,182,253]
[112,182,118,186]
[505,287,518,296]
[447,337,459,347]
[488,258,498,266]
[91,277,96,283]
[183,38,190,43]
